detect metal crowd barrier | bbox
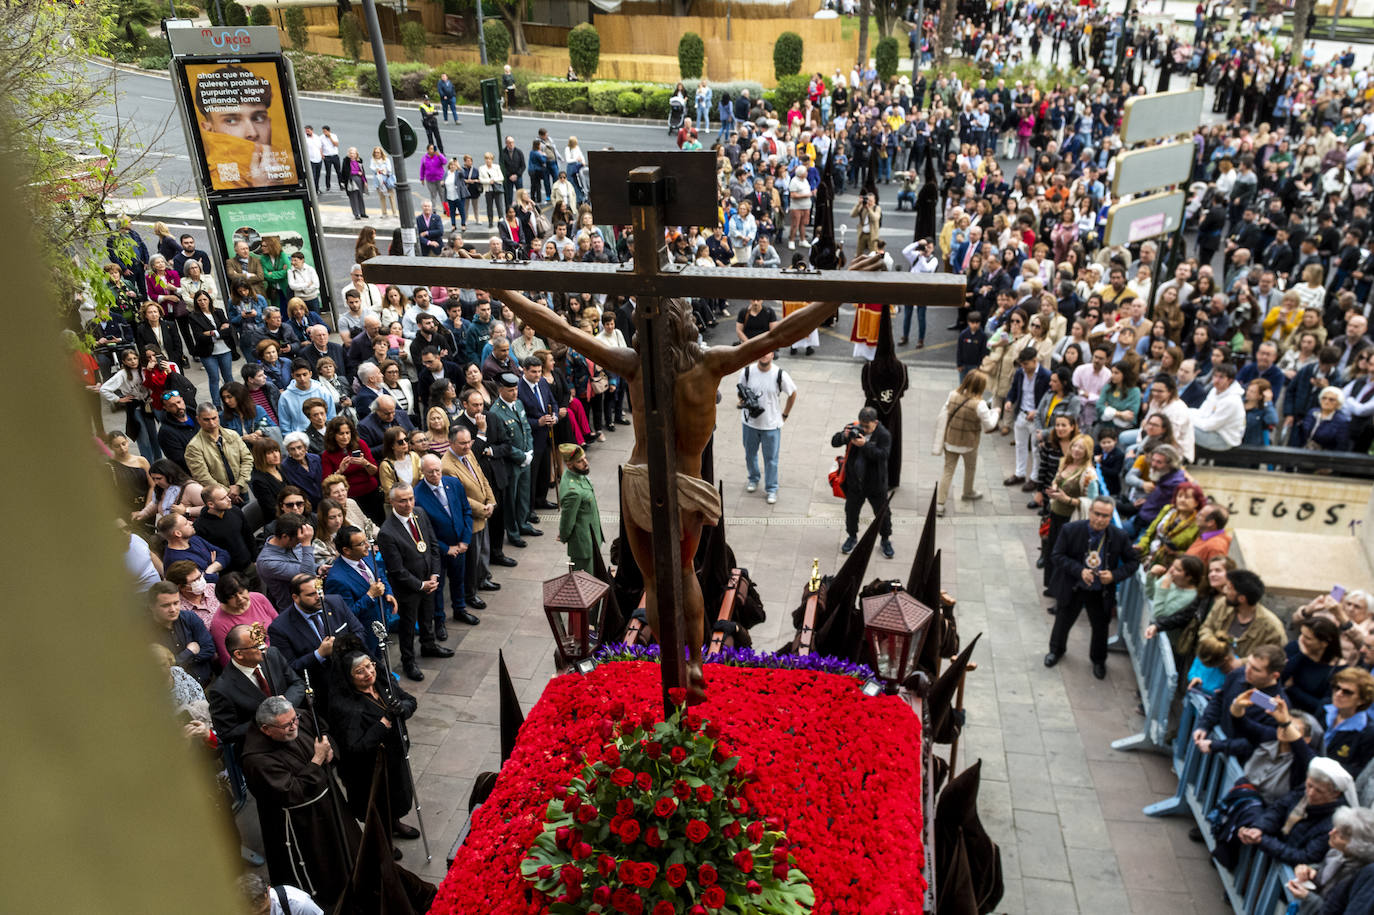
[1140,694,1298,915]
[1109,570,1179,752]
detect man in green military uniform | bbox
[488,372,539,547]
[556,444,602,573]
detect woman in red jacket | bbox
[319,415,383,522]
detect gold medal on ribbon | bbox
[1084,550,1101,570]
[415,540,427,553]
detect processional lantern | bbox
[861,590,936,687]
[542,563,611,669]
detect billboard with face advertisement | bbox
[177,57,304,193]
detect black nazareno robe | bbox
[241,717,360,905]
[862,305,909,488]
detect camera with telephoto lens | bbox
[844,422,864,442]
[736,382,765,419]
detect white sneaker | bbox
[788,241,796,250]
[766,492,777,504]
[747,482,758,493]
[961,490,984,502]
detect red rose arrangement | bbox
[430,662,926,915]
[520,686,815,913]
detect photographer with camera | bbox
[737,351,797,505]
[830,406,894,558]
[850,192,883,256]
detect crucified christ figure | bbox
[473,251,884,702]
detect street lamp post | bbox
[360,0,416,254]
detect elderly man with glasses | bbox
[1045,496,1139,680]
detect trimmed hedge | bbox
[616,90,643,117]
[400,21,428,63]
[875,36,899,82]
[645,87,673,119]
[484,18,510,64]
[284,7,309,51]
[678,32,704,80]
[355,60,536,104]
[529,81,590,111]
[224,3,248,26]
[773,31,803,80]
[588,81,642,115]
[568,23,600,80]
[771,73,811,111]
[339,15,364,62]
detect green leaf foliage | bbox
[678,31,704,80]
[568,23,600,80]
[249,4,271,26]
[400,20,428,63]
[875,36,899,82]
[338,14,363,63]
[772,30,803,80]
[615,90,643,117]
[284,7,309,51]
[483,18,510,64]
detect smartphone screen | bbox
[1331,585,1347,603]
[1250,691,1276,712]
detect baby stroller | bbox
[668,93,686,136]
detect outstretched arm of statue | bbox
[708,252,886,375]
[459,250,638,376]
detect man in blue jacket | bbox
[1192,643,1288,754]
[324,526,396,658]
[414,454,477,632]
[150,581,216,685]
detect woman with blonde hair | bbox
[370,145,396,217]
[424,407,451,456]
[931,369,999,517]
[152,220,179,261]
[1042,431,1099,593]
[1293,262,1328,313]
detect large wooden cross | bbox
[363,150,964,714]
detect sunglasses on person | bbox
[162,390,181,401]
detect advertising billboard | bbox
[209,194,321,286]
[179,57,304,193]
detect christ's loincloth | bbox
[620,463,722,532]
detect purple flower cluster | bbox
[593,643,875,682]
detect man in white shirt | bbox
[319,126,341,191]
[402,286,446,339]
[303,125,323,193]
[1190,362,1246,451]
[901,238,939,347]
[1072,345,1112,427]
[238,873,323,915]
[737,351,796,504]
[285,252,320,309]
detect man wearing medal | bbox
[376,482,453,681]
[1045,496,1139,680]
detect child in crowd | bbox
[1242,378,1277,446]
[1186,634,1238,695]
[955,310,988,380]
[1095,428,1123,496]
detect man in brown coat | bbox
[443,425,498,608]
[225,238,267,299]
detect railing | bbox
[1114,568,1299,915]
[1108,571,1178,752]
[1196,443,1374,479]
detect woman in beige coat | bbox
[931,369,999,517]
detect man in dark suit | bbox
[414,455,478,630]
[266,573,369,711]
[414,347,463,415]
[1045,497,1139,679]
[481,337,521,386]
[499,135,525,209]
[409,315,458,370]
[456,388,515,569]
[324,526,397,658]
[416,200,444,257]
[207,623,305,747]
[358,395,415,450]
[301,324,347,378]
[346,314,384,379]
[376,482,453,680]
[517,355,563,511]
[830,407,894,559]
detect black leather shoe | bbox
[420,644,454,658]
[393,821,420,839]
[492,555,518,567]
[453,610,480,625]
[466,595,487,610]
[479,579,501,591]
[1035,555,1046,569]
[507,537,528,548]
[521,527,543,537]
[526,513,541,525]
[403,662,424,681]
[1092,663,1107,680]
[434,620,448,641]
[536,500,558,510]
[1043,652,1061,668]
[840,535,857,554]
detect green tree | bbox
[875,36,898,82]
[400,20,427,62]
[224,2,248,26]
[111,0,162,47]
[678,32,704,80]
[484,18,510,64]
[284,7,309,50]
[339,13,364,63]
[568,23,600,80]
[1,1,162,326]
[249,4,271,26]
[773,31,803,80]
